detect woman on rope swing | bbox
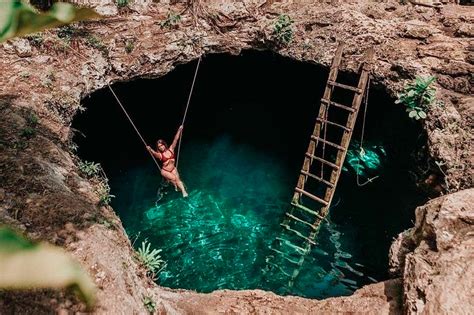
[146,125,188,198]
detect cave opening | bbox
[72,50,427,299]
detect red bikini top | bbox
[160,149,175,163]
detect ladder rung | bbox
[320,98,356,113]
[281,223,316,245]
[291,202,326,221]
[285,213,317,230]
[311,135,346,151]
[269,248,300,265]
[316,117,352,132]
[266,261,292,277]
[304,153,340,170]
[300,170,335,188]
[275,237,308,254]
[294,187,329,206]
[327,81,363,93]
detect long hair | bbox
[156,139,168,150]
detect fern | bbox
[78,160,101,177]
[137,240,166,277]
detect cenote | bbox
[72,51,427,299]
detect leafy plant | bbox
[20,126,36,138]
[26,33,43,46]
[137,240,165,277]
[0,1,100,42]
[142,295,156,313]
[125,39,134,54]
[396,76,437,120]
[27,113,38,126]
[78,160,101,177]
[57,25,75,43]
[273,14,293,46]
[116,0,129,8]
[85,34,108,57]
[0,226,96,307]
[160,12,181,29]
[97,180,114,206]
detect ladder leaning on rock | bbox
[265,43,375,288]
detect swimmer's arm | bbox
[170,125,183,151]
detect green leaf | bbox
[0,227,37,252]
[418,111,427,119]
[0,1,101,42]
[0,227,96,307]
[408,110,418,118]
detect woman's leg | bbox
[161,169,177,190]
[172,169,188,197]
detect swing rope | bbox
[107,84,162,171]
[356,76,379,186]
[176,56,202,168]
[54,34,202,173]
[48,34,163,171]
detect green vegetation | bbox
[77,160,114,205]
[125,39,134,54]
[27,113,39,126]
[20,126,36,138]
[396,76,438,120]
[160,12,181,29]
[0,1,100,42]
[273,14,294,46]
[142,296,156,313]
[85,33,108,56]
[0,227,96,307]
[56,25,77,44]
[20,113,39,139]
[26,33,44,46]
[137,240,165,278]
[116,0,129,8]
[78,160,101,177]
[97,180,114,206]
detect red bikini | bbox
[160,149,175,164]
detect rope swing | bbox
[176,56,202,168]
[107,84,162,171]
[58,31,203,173]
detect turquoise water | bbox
[111,136,387,298]
[73,52,426,299]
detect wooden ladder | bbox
[265,43,375,288]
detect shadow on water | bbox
[72,50,427,298]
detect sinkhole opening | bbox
[72,50,427,299]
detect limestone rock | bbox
[456,22,474,38]
[401,20,441,39]
[11,38,32,57]
[390,189,474,314]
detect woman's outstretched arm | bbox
[170,125,183,151]
[146,146,161,159]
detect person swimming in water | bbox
[147,125,188,197]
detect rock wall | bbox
[390,189,474,314]
[0,0,472,313]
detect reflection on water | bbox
[113,136,381,299]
